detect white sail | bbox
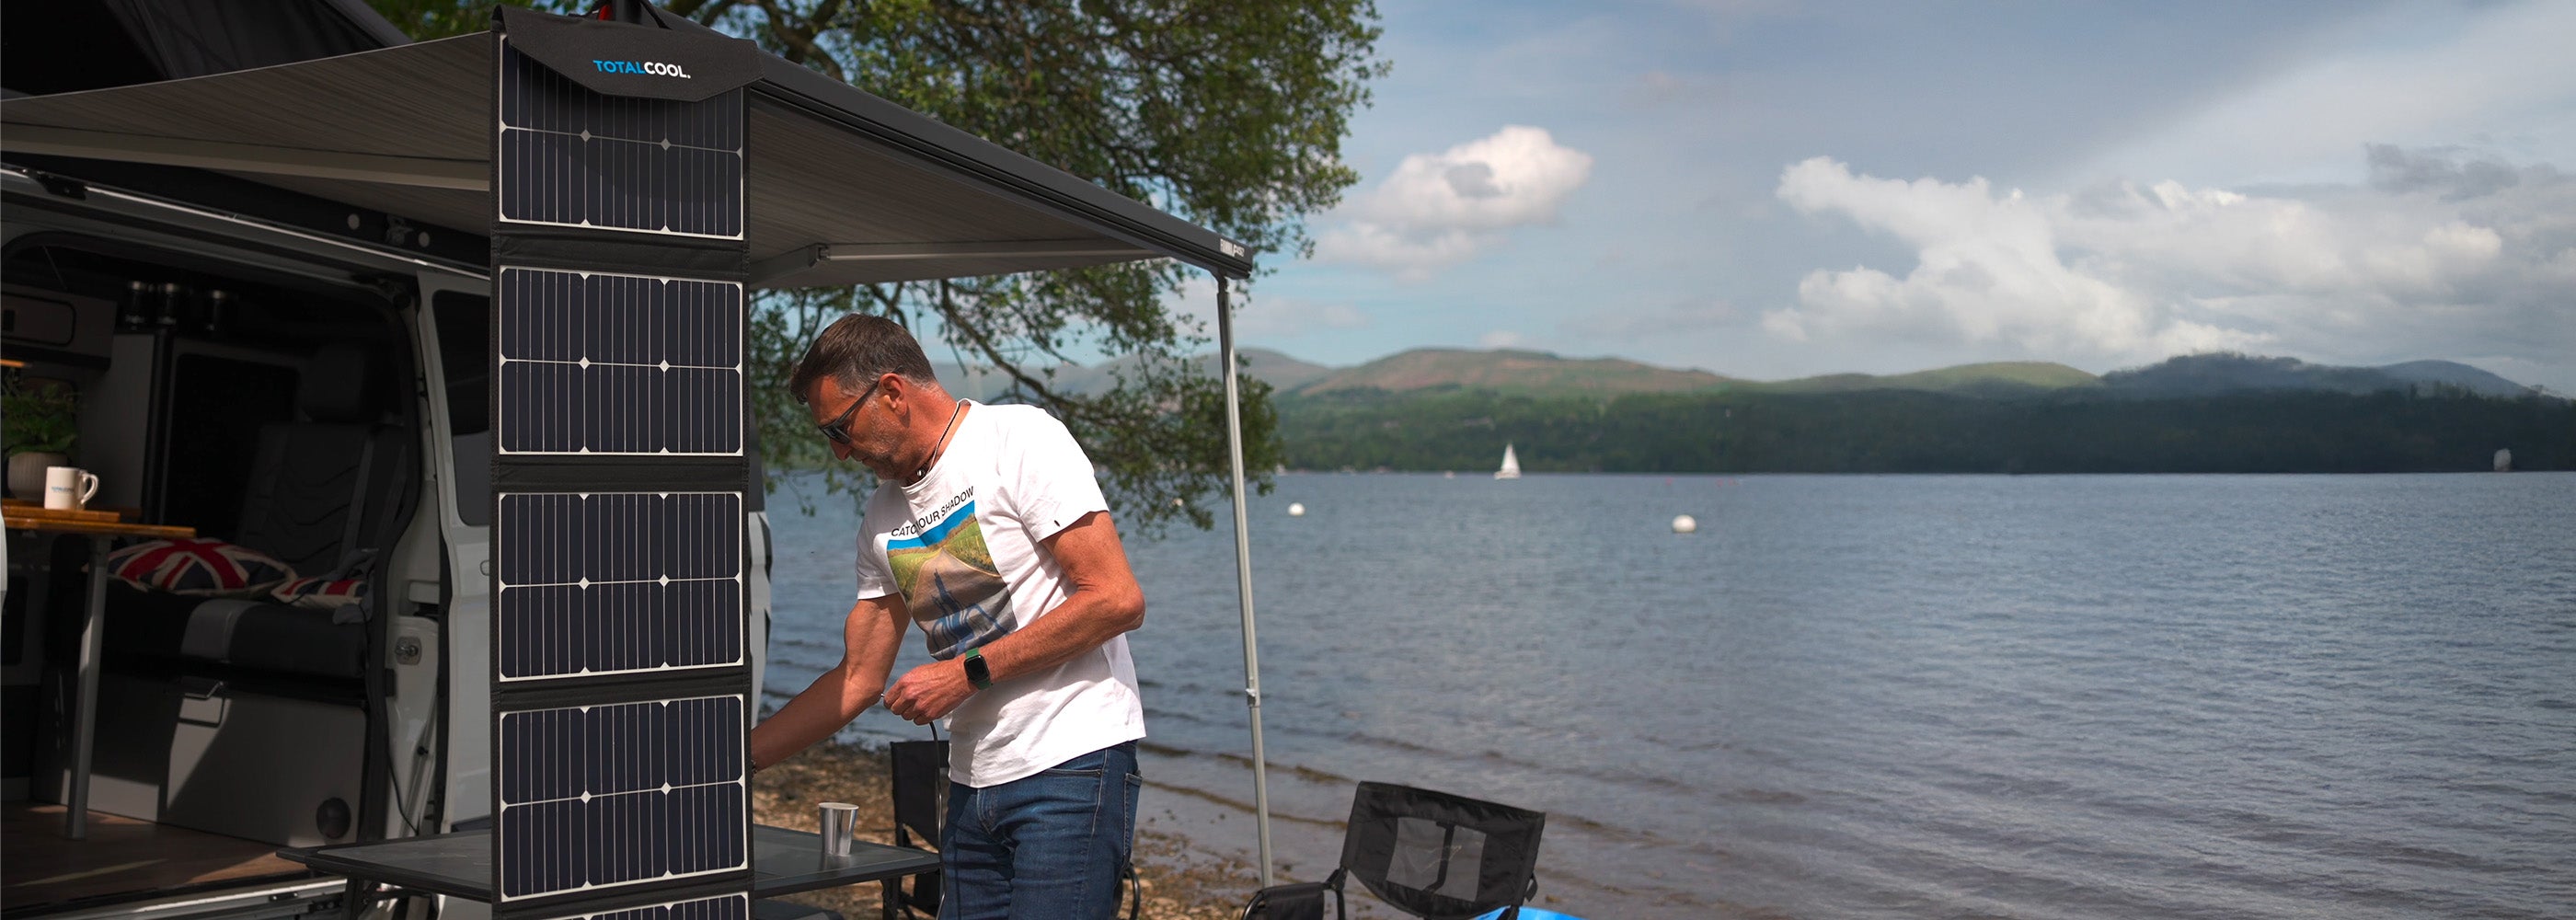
[1495,443,1522,479]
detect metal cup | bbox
[817,801,858,857]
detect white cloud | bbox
[1478,330,1526,349]
[1313,126,1594,281]
[1766,151,2576,369]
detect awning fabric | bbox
[0,10,1253,286]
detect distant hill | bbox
[2102,353,2542,398]
[1294,348,1731,396]
[927,361,1010,401]
[932,347,1334,398]
[1216,348,1338,392]
[2375,360,2536,398]
[939,348,2544,406]
[1275,385,2576,474]
[1758,362,2098,397]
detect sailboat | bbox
[1495,443,1522,480]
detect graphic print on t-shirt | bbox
[885,489,1015,658]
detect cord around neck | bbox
[905,398,969,487]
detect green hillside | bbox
[1276,386,2576,474]
[1287,349,2096,398]
[1757,362,2099,396]
[1294,348,1731,396]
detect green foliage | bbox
[369,0,1375,534]
[2,374,78,456]
[1279,387,2576,474]
[369,0,581,39]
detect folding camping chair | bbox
[1241,782,1547,920]
[880,739,948,920]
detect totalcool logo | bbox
[592,60,692,78]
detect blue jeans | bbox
[940,741,1142,920]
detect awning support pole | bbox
[1216,272,1277,887]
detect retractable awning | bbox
[0,16,1254,286]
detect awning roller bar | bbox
[747,240,1147,286]
[2,123,487,191]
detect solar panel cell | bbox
[498,41,745,237]
[544,892,750,920]
[496,492,745,682]
[496,267,744,456]
[665,895,751,920]
[497,697,749,902]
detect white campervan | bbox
[2,163,779,920]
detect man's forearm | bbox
[979,510,1144,684]
[758,594,907,766]
[977,588,1143,684]
[749,667,880,772]
[880,587,1139,726]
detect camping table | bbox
[282,824,940,913]
[0,508,194,838]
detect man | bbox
[749,314,1147,919]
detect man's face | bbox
[808,374,901,477]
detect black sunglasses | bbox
[817,375,883,445]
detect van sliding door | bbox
[414,270,493,834]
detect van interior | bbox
[4,237,463,915]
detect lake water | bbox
[762,472,2576,919]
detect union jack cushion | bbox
[270,575,367,610]
[107,538,295,597]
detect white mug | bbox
[45,466,99,512]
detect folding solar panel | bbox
[495,491,744,682]
[496,267,744,456]
[486,10,763,920]
[532,891,752,920]
[496,696,749,902]
[497,40,745,238]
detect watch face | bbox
[965,651,991,685]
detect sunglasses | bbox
[816,375,883,445]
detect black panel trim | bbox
[496,7,763,103]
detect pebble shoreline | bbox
[755,742,1259,920]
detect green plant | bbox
[3,374,78,456]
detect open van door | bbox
[411,269,492,839]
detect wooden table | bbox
[2,507,194,838]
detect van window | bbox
[431,291,491,525]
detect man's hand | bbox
[883,657,976,724]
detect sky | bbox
[1178,0,2576,393]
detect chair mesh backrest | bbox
[889,740,948,845]
[1340,782,1545,919]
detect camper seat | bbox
[178,600,372,680]
[172,342,403,683]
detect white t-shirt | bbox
[854,401,1144,787]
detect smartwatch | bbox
[962,649,993,690]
